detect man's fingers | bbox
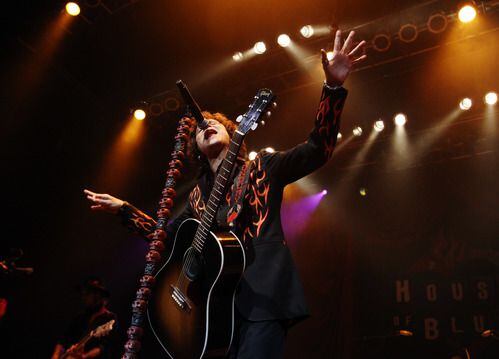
[86,195,109,205]
[91,205,103,211]
[342,31,356,53]
[348,40,366,57]
[352,54,367,64]
[84,189,108,203]
[333,30,342,52]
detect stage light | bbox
[65,2,81,16]
[353,126,363,137]
[254,42,266,54]
[397,330,414,337]
[459,98,472,110]
[372,33,391,52]
[321,189,328,195]
[359,187,367,196]
[232,52,243,61]
[374,120,385,132]
[337,132,342,140]
[398,23,418,43]
[427,13,448,34]
[133,109,146,121]
[394,113,407,126]
[265,147,275,153]
[458,4,476,23]
[300,25,314,38]
[249,151,257,160]
[326,51,334,61]
[277,34,291,48]
[484,91,497,105]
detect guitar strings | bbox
[174,98,268,291]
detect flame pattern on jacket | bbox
[189,185,205,220]
[242,155,270,241]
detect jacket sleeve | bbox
[118,200,194,241]
[118,202,157,240]
[267,85,347,185]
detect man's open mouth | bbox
[204,128,217,140]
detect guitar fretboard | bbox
[191,130,244,252]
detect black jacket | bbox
[120,85,347,322]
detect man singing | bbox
[85,30,366,358]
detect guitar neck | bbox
[61,334,91,359]
[191,130,245,252]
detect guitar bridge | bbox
[170,285,192,312]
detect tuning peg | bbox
[260,120,266,126]
[272,102,277,109]
[251,123,258,130]
[265,111,272,117]
[236,115,243,123]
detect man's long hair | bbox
[188,111,247,173]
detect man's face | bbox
[82,290,103,310]
[195,118,230,158]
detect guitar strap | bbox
[226,160,253,226]
[215,160,252,228]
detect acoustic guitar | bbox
[148,89,275,358]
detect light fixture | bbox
[277,34,291,48]
[394,113,407,126]
[265,147,275,153]
[232,52,243,61]
[398,24,418,43]
[372,33,391,52]
[374,120,385,132]
[249,151,258,160]
[300,25,314,38]
[458,4,477,23]
[459,98,472,110]
[254,42,267,54]
[65,2,81,16]
[321,189,328,195]
[133,109,146,121]
[353,126,363,137]
[427,13,448,34]
[484,92,497,105]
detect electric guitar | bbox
[148,89,276,358]
[61,319,115,359]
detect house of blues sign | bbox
[391,276,498,340]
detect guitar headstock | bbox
[236,89,276,134]
[91,319,115,338]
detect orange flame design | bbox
[243,155,270,241]
[189,185,205,219]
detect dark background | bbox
[1,0,498,357]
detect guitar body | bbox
[148,218,246,358]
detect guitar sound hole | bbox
[183,248,203,281]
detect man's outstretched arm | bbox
[267,30,366,185]
[84,189,193,241]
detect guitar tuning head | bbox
[236,115,243,123]
[265,111,272,118]
[260,120,266,126]
[251,123,258,131]
[272,102,277,109]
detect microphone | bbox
[175,80,208,130]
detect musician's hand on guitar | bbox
[320,30,367,87]
[84,189,124,214]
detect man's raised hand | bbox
[321,30,367,87]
